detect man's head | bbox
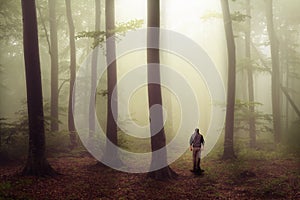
[195,128,199,133]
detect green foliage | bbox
[0,117,28,162]
[0,0,22,42]
[76,19,144,48]
[0,102,69,162]
[236,135,288,160]
[76,30,106,48]
[0,179,34,200]
[237,58,272,73]
[234,99,273,133]
[0,181,12,199]
[200,12,222,21]
[201,11,249,22]
[0,106,29,147]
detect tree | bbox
[21,0,56,176]
[49,0,59,132]
[89,0,101,139]
[221,0,236,159]
[65,0,77,148]
[104,0,122,165]
[245,0,256,148]
[147,0,177,179]
[265,0,281,143]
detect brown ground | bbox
[0,153,299,200]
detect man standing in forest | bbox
[189,128,205,174]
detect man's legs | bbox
[192,148,200,172]
[196,150,201,171]
[196,150,204,173]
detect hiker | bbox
[189,128,205,174]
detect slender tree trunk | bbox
[89,0,101,139]
[245,0,256,148]
[65,0,77,148]
[285,48,289,129]
[265,0,281,143]
[221,0,236,159]
[21,0,56,176]
[281,31,289,130]
[49,0,59,132]
[104,0,122,165]
[147,0,177,180]
[285,75,289,128]
[252,42,300,119]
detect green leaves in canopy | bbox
[201,11,250,22]
[76,19,143,48]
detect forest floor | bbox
[1,148,300,200]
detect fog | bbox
[1,0,300,164]
[1,0,300,198]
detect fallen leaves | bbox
[0,154,299,199]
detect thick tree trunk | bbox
[21,0,56,176]
[104,0,122,166]
[49,0,59,132]
[245,0,256,148]
[221,0,236,160]
[265,0,281,143]
[147,0,177,180]
[89,0,101,139]
[65,0,77,148]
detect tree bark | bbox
[89,0,101,139]
[284,38,289,130]
[21,0,56,176]
[221,0,236,159]
[104,0,122,166]
[147,0,177,179]
[245,0,256,148]
[49,0,59,132]
[65,0,77,148]
[265,0,281,143]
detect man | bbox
[189,128,205,174]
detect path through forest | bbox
[1,152,299,199]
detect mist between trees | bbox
[0,0,299,180]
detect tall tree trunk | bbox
[65,0,77,148]
[281,30,290,131]
[89,0,101,139]
[49,0,59,132]
[265,0,281,143]
[21,0,56,176]
[285,44,289,130]
[147,0,177,180]
[104,0,122,165]
[221,0,236,159]
[245,0,256,148]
